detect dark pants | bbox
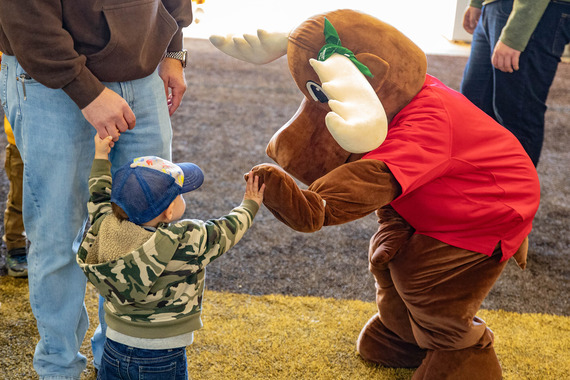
[460,0,570,166]
[98,338,188,380]
[3,142,25,251]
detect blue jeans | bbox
[91,295,107,371]
[460,0,570,166]
[0,54,172,379]
[98,339,188,380]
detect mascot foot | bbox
[357,314,426,368]
[412,347,502,380]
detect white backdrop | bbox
[184,0,472,56]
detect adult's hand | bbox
[492,40,521,73]
[462,6,482,34]
[81,87,136,140]
[159,57,187,115]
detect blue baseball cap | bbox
[111,156,204,224]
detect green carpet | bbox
[185,290,569,379]
[0,278,568,379]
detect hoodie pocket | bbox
[87,0,178,81]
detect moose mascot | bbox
[210,9,540,379]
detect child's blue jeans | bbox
[98,338,188,380]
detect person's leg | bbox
[460,3,498,118]
[3,139,27,277]
[3,141,26,250]
[90,295,106,371]
[90,70,173,368]
[106,70,172,168]
[389,235,508,380]
[2,55,93,379]
[493,1,570,166]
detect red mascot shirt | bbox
[363,75,540,261]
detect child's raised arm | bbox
[94,134,114,160]
[243,171,265,206]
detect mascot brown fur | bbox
[210,9,539,379]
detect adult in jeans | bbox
[460,0,570,166]
[0,1,192,378]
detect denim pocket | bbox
[139,361,178,379]
[551,14,570,57]
[99,351,121,379]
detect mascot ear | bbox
[355,53,390,93]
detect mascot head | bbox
[210,9,427,184]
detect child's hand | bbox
[243,171,265,206]
[94,134,114,160]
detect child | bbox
[77,135,265,379]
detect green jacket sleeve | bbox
[470,0,484,9]
[499,0,550,52]
[171,199,260,269]
[87,159,113,226]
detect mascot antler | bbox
[209,30,289,65]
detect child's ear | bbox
[163,202,175,222]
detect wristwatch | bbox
[164,49,188,68]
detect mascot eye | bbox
[306,81,329,103]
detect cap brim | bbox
[177,163,204,193]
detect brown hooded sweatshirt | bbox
[0,0,193,109]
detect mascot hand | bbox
[246,163,325,232]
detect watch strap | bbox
[165,50,187,68]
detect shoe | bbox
[6,247,28,277]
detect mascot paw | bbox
[247,163,297,206]
[245,163,285,185]
[246,163,325,232]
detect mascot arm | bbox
[309,159,401,226]
[250,159,400,232]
